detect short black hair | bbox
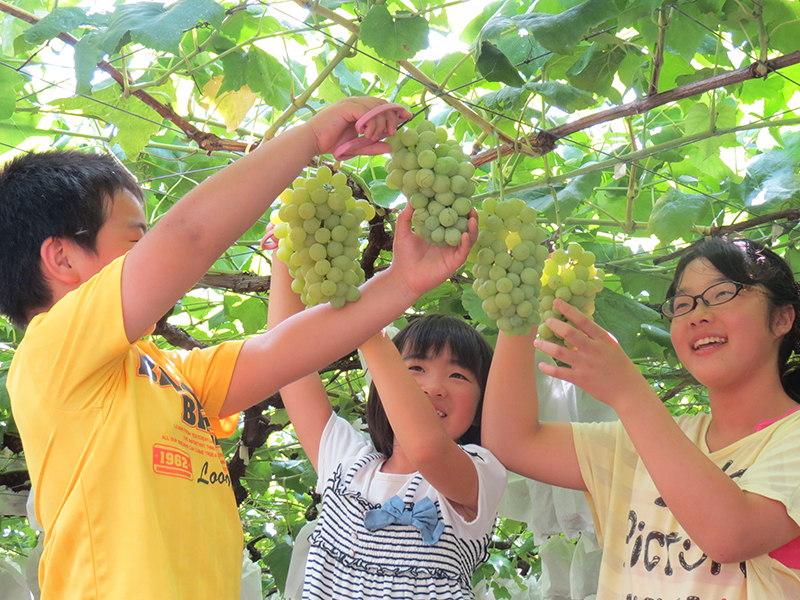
[366,314,494,457]
[668,236,800,402]
[0,150,143,328]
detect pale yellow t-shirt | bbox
[9,255,245,600]
[573,411,800,600]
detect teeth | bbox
[435,410,446,418]
[694,336,727,349]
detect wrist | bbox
[377,264,421,305]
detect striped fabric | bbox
[303,453,490,599]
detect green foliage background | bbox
[1,0,799,595]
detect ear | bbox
[40,236,83,286]
[771,304,795,339]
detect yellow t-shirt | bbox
[9,255,245,600]
[573,412,800,600]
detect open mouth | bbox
[693,336,727,350]
[433,407,447,418]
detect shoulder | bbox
[317,415,375,480]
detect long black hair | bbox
[667,236,800,403]
[366,314,494,457]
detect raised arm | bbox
[538,299,800,563]
[359,330,480,518]
[481,331,585,490]
[220,205,477,416]
[265,249,332,472]
[121,97,397,343]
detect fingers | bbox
[261,223,278,250]
[534,335,577,366]
[551,298,609,340]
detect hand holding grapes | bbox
[535,298,653,411]
[305,98,409,157]
[389,204,478,297]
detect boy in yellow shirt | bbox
[0,97,476,600]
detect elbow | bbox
[694,531,755,565]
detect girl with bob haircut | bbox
[266,233,507,600]
[484,235,800,599]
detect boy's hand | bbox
[534,299,652,410]
[305,97,404,156]
[389,205,478,297]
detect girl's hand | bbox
[305,97,407,156]
[390,205,478,296]
[534,298,652,410]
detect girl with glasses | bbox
[483,235,800,599]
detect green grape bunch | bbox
[271,166,375,308]
[384,119,476,247]
[468,197,549,337]
[538,243,606,344]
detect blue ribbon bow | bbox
[363,495,445,545]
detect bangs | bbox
[394,315,492,384]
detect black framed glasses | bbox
[660,281,766,319]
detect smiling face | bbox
[669,258,792,391]
[403,345,483,442]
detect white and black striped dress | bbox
[303,415,507,600]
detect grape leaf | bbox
[511,0,617,55]
[648,189,712,244]
[0,65,24,121]
[360,5,430,62]
[264,543,293,595]
[461,288,497,329]
[103,0,224,55]
[245,47,292,111]
[24,6,107,44]
[55,84,174,158]
[594,289,664,357]
[525,81,596,111]
[475,41,525,87]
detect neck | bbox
[380,444,416,475]
[706,367,797,441]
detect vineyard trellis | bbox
[1,0,800,596]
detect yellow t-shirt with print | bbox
[573,411,800,600]
[9,255,244,600]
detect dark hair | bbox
[0,150,143,328]
[366,314,494,457]
[668,236,800,402]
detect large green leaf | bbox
[740,147,800,213]
[245,47,292,111]
[593,289,664,357]
[475,41,525,87]
[0,64,24,121]
[264,543,293,595]
[526,81,596,111]
[104,0,224,55]
[648,188,712,244]
[520,171,603,222]
[511,0,617,54]
[55,84,174,158]
[360,5,430,62]
[24,6,107,44]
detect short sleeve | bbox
[738,417,800,527]
[316,414,372,490]
[19,255,130,410]
[438,445,508,540]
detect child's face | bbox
[669,258,792,390]
[402,345,482,441]
[77,190,147,281]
